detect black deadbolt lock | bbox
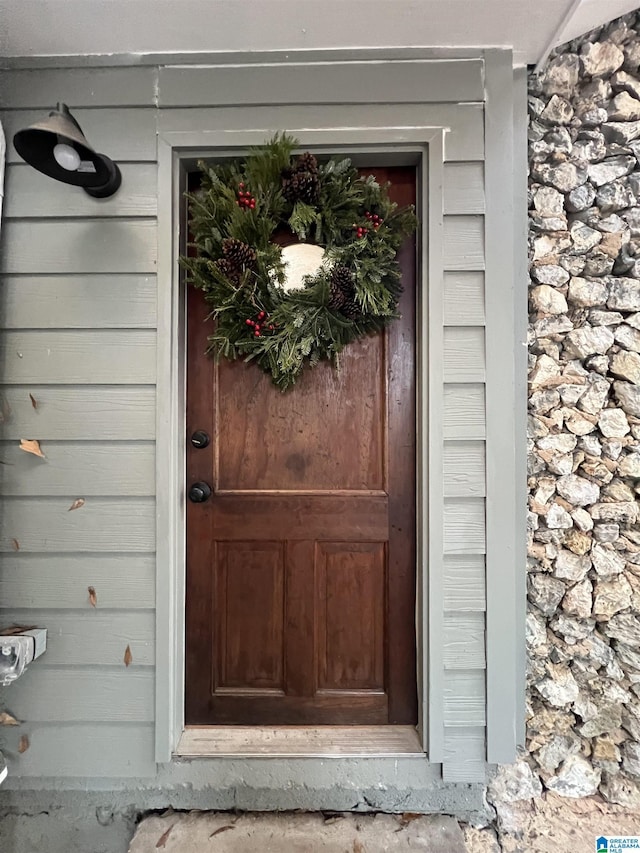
[188,481,212,503]
[190,430,210,449]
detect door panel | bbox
[185,166,417,726]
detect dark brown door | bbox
[185,166,417,726]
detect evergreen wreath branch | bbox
[180,133,418,390]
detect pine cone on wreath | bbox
[215,257,241,284]
[282,170,320,204]
[294,152,319,175]
[328,266,361,320]
[221,237,257,271]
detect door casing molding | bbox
[156,126,445,764]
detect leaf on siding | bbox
[0,712,20,726]
[18,735,29,754]
[124,645,133,667]
[29,394,38,410]
[11,539,20,551]
[155,823,175,848]
[0,397,11,424]
[19,439,45,458]
[209,826,235,838]
[68,498,85,511]
[88,586,97,608]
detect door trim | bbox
[156,126,445,764]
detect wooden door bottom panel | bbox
[192,693,388,726]
[177,725,423,757]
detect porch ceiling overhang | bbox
[0,0,638,67]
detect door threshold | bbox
[176,725,423,758]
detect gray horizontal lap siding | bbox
[0,57,489,785]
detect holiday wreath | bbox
[181,134,418,390]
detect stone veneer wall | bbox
[524,10,640,808]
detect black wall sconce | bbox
[13,102,121,198]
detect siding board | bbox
[443,163,485,214]
[158,60,485,107]
[443,555,486,612]
[3,164,158,219]
[443,385,485,440]
[0,555,156,609]
[444,272,485,326]
[5,723,156,778]
[443,327,485,382]
[0,498,156,552]
[0,386,156,439]
[443,613,486,669]
[0,275,157,329]
[444,216,485,270]
[0,331,157,384]
[4,667,155,721]
[0,219,157,275]
[0,108,158,163]
[444,671,486,727]
[0,442,156,496]
[0,611,155,666]
[444,499,486,554]
[442,728,486,783]
[158,103,485,162]
[443,441,485,497]
[0,68,158,108]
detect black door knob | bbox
[191,430,210,449]
[188,481,212,503]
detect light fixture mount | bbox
[13,102,121,198]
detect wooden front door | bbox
[185,166,417,726]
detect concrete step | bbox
[129,811,467,852]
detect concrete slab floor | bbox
[129,811,468,853]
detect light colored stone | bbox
[556,474,600,505]
[608,277,640,311]
[579,703,623,738]
[546,755,601,797]
[598,408,631,437]
[614,380,640,417]
[612,351,640,384]
[594,575,633,619]
[566,183,596,212]
[564,409,597,435]
[568,276,608,307]
[542,54,580,98]
[578,375,611,415]
[619,452,640,478]
[554,549,591,582]
[488,760,542,803]
[615,324,640,352]
[601,772,640,808]
[533,186,565,215]
[594,523,620,542]
[564,326,615,358]
[608,91,640,121]
[529,574,566,617]
[623,742,640,778]
[531,264,570,287]
[541,94,574,124]
[530,285,568,314]
[588,155,636,187]
[604,613,640,647]
[533,163,587,193]
[545,503,573,529]
[603,119,640,144]
[571,507,594,532]
[535,664,579,707]
[561,578,593,619]
[591,543,627,578]
[536,734,581,773]
[569,221,602,254]
[581,41,624,78]
[537,434,577,454]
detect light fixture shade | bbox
[13,102,121,198]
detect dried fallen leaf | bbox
[19,439,45,458]
[353,841,365,853]
[399,813,422,825]
[29,394,38,410]
[0,625,36,635]
[209,826,235,838]
[18,735,29,754]
[88,586,97,608]
[124,645,133,667]
[156,823,175,848]
[68,498,85,511]
[0,712,20,726]
[11,539,20,551]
